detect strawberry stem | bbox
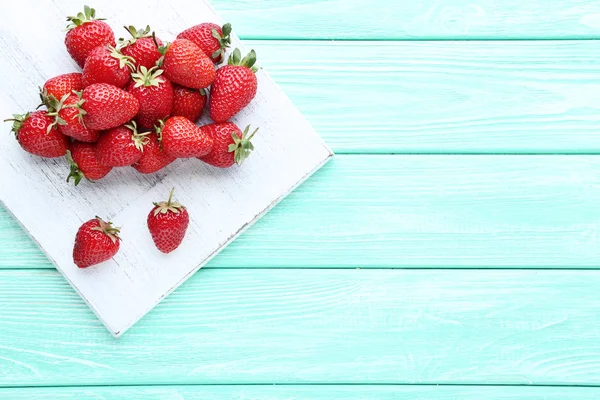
[66,5,106,30]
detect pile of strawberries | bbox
[6,5,259,187]
[5,6,262,268]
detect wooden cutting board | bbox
[0,0,332,337]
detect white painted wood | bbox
[0,0,332,336]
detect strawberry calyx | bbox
[131,66,166,88]
[91,216,121,244]
[125,121,151,152]
[109,46,136,71]
[66,5,105,31]
[228,48,258,73]
[211,23,232,61]
[228,125,258,165]
[66,150,86,186]
[3,113,29,137]
[153,187,185,215]
[118,25,152,47]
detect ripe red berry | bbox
[73,217,121,268]
[132,133,175,174]
[161,39,215,89]
[81,83,140,131]
[171,85,206,122]
[147,188,189,253]
[119,25,163,70]
[66,141,112,185]
[159,116,213,158]
[95,121,149,167]
[209,49,258,122]
[65,6,115,68]
[42,73,83,101]
[177,22,232,63]
[199,122,257,168]
[127,66,174,129]
[4,111,69,158]
[82,45,135,88]
[44,92,100,143]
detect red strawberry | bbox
[44,93,99,143]
[4,111,68,158]
[42,73,83,101]
[82,45,134,88]
[209,49,258,122]
[159,116,213,158]
[172,85,206,122]
[161,39,215,89]
[119,25,163,70]
[177,23,232,63]
[66,141,112,185]
[128,66,173,129]
[82,83,139,130]
[95,121,148,167]
[73,217,120,268]
[65,6,116,68]
[132,132,175,174]
[199,123,257,168]
[147,188,189,253]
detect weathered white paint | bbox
[0,0,332,336]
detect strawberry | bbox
[158,116,213,158]
[199,123,257,168]
[119,25,163,70]
[81,83,140,131]
[73,217,120,268]
[42,73,83,101]
[128,66,173,129]
[172,85,206,122]
[177,23,232,63]
[44,93,100,143]
[209,49,258,122]
[147,188,189,253]
[95,121,148,167]
[65,6,116,68]
[66,141,112,185]
[82,45,134,88]
[4,111,68,158]
[132,132,175,174]
[160,39,215,89]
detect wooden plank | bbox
[250,40,600,154]
[0,0,332,336]
[2,269,600,386]
[3,155,600,269]
[211,0,600,40]
[2,385,600,399]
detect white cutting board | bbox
[0,0,333,336]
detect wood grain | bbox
[249,40,600,154]
[210,0,600,40]
[2,268,600,386]
[2,385,600,399]
[0,0,332,336]
[3,155,600,269]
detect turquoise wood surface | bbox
[2,0,599,398]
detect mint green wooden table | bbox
[2,1,600,398]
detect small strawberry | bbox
[119,25,163,70]
[159,116,213,158]
[147,188,189,253]
[172,85,206,122]
[73,217,120,268]
[4,111,69,158]
[95,121,148,167]
[42,73,83,101]
[199,122,257,168]
[177,23,232,63]
[128,66,174,129]
[209,49,258,122]
[132,132,175,174]
[44,93,99,143]
[82,83,140,131]
[65,6,116,68]
[160,39,215,89]
[82,45,135,88]
[66,141,112,185]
